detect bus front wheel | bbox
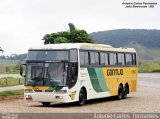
[78,88,87,106]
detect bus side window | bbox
[100,52,105,65]
[95,52,99,65]
[118,53,122,65]
[118,53,125,66]
[105,53,109,65]
[90,52,95,65]
[126,54,132,65]
[89,52,100,66]
[80,52,85,66]
[109,53,117,66]
[84,52,89,66]
[132,54,136,65]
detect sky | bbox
[0,0,160,55]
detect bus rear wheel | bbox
[123,85,129,99]
[78,88,87,106]
[42,102,51,106]
[117,85,123,100]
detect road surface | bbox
[0,73,160,113]
[0,74,22,78]
[0,85,24,92]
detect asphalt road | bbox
[138,73,160,88]
[0,73,160,113]
[0,74,22,78]
[0,85,24,92]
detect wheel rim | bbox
[118,87,123,99]
[79,90,86,104]
[123,86,128,98]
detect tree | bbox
[70,29,93,43]
[42,33,58,44]
[42,23,94,44]
[68,23,76,32]
[54,37,69,43]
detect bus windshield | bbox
[26,63,67,86]
[27,50,69,61]
[25,49,78,87]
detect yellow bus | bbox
[20,43,138,106]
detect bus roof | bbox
[29,43,136,53]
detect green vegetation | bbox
[0,77,24,87]
[138,61,160,73]
[0,89,24,96]
[42,23,94,44]
[0,59,20,74]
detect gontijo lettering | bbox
[107,69,123,76]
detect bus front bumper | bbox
[24,92,74,103]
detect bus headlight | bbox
[55,96,63,99]
[25,95,32,100]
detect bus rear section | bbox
[78,44,138,101]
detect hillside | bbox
[90,29,160,61]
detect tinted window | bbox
[90,52,95,65]
[84,52,89,65]
[105,53,109,65]
[95,52,99,65]
[118,53,125,65]
[126,54,132,65]
[80,52,85,66]
[100,52,105,65]
[109,53,117,65]
[80,51,89,66]
[132,54,136,65]
[90,52,99,65]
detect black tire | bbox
[117,85,123,100]
[42,102,51,106]
[123,85,128,99]
[78,88,87,106]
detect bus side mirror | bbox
[20,64,26,77]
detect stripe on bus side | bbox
[95,68,109,92]
[87,68,109,92]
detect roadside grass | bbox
[0,89,24,96]
[0,77,24,87]
[0,59,20,74]
[138,60,160,73]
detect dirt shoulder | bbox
[0,95,23,101]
